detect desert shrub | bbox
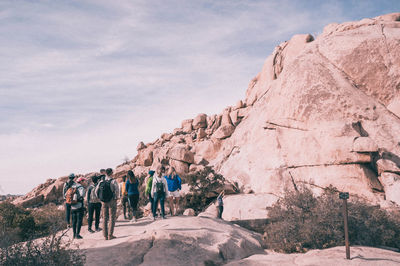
[264,186,400,253]
[182,167,226,214]
[0,202,85,265]
[0,229,86,266]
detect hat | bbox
[76,177,86,183]
[148,170,155,176]
[69,173,75,179]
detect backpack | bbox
[155,180,165,195]
[65,187,78,204]
[98,179,114,202]
[89,184,100,203]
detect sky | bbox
[1,0,399,195]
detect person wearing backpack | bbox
[165,167,182,216]
[95,168,119,240]
[63,173,76,227]
[217,190,224,219]
[151,165,168,220]
[87,175,102,233]
[125,170,140,223]
[119,175,129,220]
[145,170,155,217]
[71,177,87,239]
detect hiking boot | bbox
[75,235,83,239]
[108,235,116,240]
[130,217,136,223]
[88,228,95,233]
[104,236,108,240]
[153,216,156,221]
[162,216,166,219]
[95,228,102,232]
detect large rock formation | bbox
[15,14,400,218]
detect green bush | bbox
[264,186,400,253]
[0,202,86,265]
[182,167,226,214]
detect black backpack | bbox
[98,180,113,202]
[155,181,165,195]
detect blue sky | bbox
[1,0,399,194]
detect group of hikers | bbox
[62,164,211,240]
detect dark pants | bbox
[65,203,71,225]
[148,194,154,215]
[71,208,84,237]
[152,193,165,218]
[218,206,224,219]
[88,202,102,230]
[121,196,129,218]
[128,194,139,218]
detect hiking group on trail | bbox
[63,165,224,240]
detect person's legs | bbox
[65,203,71,225]
[148,194,154,215]
[109,200,117,238]
[167,196,174,215]
[76,209,84,236]
[88,203,94,230]
[160,194,166,218]
[174,196,180,215]
[152,194,159,217]
[102,203,110,239]
[71,209,78,237]
[94,203,101,230]
[122,196,127,219]
[131,194,139,219]
[218,206,223,219]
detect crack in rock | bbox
[264,121,308,131]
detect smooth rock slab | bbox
[76,216,264,266]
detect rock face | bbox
[16,14,400,215]
[78,216,264,266]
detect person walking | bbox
[63,173,76,227]
[120,175,129,219]
[217,191,224,219]
[125,170,140,223]
[71,177,87,239]
[151,165,168,220]
[165,167,182,216]
[87,175,102,233]
[145,170,155,217]
[96,168,119,240]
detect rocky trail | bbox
[65,215,400,266]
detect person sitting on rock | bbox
[119,175,129,219]
[151,165,168,220]
[165,167,182,216]
[71,177,87,239]
[145,170,155,217]
[125,170,140,223]
[87,175,102,233]
[63,173,76,227]
[217,190,224,219]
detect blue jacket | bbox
[125,179,139,195]
[164,175,182,192]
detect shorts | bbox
[168,190,180,198]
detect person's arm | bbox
[163,178,169,197]
[125,181,129,196]
[177,176,182,190]
[151,178,155,198]
[114,180,120,199]
[95,181,101,198]
[62,183,67,199]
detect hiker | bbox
[145,170,155,217]
[119,175,129,219]
[95,168,119,240]
[99,169,106,181]
[125,170,140,223]
[165,167,182,216]
[87,175,102,233]
[151,165,168,220]
[70,177,87,239]
[217,190,224,219]
[63,173,76,227]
